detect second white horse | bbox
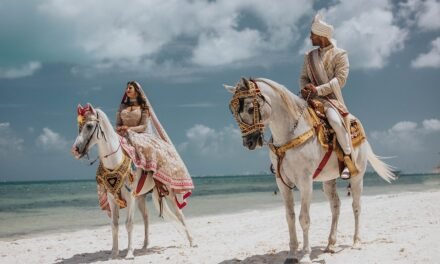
[225,78,395,264]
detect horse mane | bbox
[254,78,305,121]
[95,108,116,135]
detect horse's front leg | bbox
[299,181,313,264]
[323,179,340,253]
[125,189,136,259]
[275,178,299,263]
[108,195,120,259]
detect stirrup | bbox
[341,167,351,180]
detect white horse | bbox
[225,78,395,264]
[71,103,193,259]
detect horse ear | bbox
[223,84,236,94]
[86,103,96,114]
[77,104,83,115]
[240,77,249,89]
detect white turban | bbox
[311,14,334,39]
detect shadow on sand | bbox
[54,246,178,264]
[219,245,351,264]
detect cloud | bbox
[0,0,313,77]
[411,37,440,68]
[0,61,41,79]
[192,29,263,66]
[0,122,24,155]
[398,0,440,31]
[190,0,312,67]
[371,118,440,154]
[303,0,408,69]
[371,120,439,151]
[178,124,269,175]
[35,127,68,151]
[179,124,242,155]
[423,118,440,131]
[370,119,440,172]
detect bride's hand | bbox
[117,126,128,135]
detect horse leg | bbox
[275,178,299,263]
[323,179,340,253]
[125,190,135,259]
[137,193,149,251]
[135,170,155,250]
[108,196,120,259]
[350,176,363,249]
[299,181,313,264]
[167,191,195,247]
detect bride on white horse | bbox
[71,81,194,259]
[224,15,395,264]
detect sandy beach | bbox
[1,190,439,264]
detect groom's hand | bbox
[301,83,317,99]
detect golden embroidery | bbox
[96,154,132,208]
[350,119,366,147]
[229,80,265,136]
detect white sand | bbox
[1,190,439,264]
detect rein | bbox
[268,129,315,189]
[78,112,121,166]
[266,88,314,189]
[229,80,265,136]
[230,79,315,189]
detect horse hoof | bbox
[352,240,362,250]
[299,255,312,264]
[324,245,336,253]
[110,251,119,259]
[284,258,299,264]
[125,250,134,259]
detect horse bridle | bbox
[229,79,314,190]
[77,112,110,163]
[229,80,267,137]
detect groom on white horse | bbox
[300,14,355,180]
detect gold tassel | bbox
[344,155,359,176]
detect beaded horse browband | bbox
[229,80,265,136]
[77,104,99,132]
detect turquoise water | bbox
[0,173,439,240]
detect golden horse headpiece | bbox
[229,79,265,136]
[77,103,96,128]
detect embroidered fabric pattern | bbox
[96,154,132,208]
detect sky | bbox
[0,0,439,181]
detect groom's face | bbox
[310,32,321,46]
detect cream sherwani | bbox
[299,43,352,155]
[300,43,349,109]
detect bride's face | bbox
[126,85,138,99]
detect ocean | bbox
[1,173,439,240]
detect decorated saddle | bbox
[307,106,366,174]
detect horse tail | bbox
[152,187,180,223]
[365,141,396,183]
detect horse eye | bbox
[86,124,93,130]
[247,107,254,115]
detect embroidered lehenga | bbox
[98,82,193,215]
[118,107,194,193]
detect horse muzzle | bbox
[71,142,89,159]
[71,145,83,159]
[243,132,263,150]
